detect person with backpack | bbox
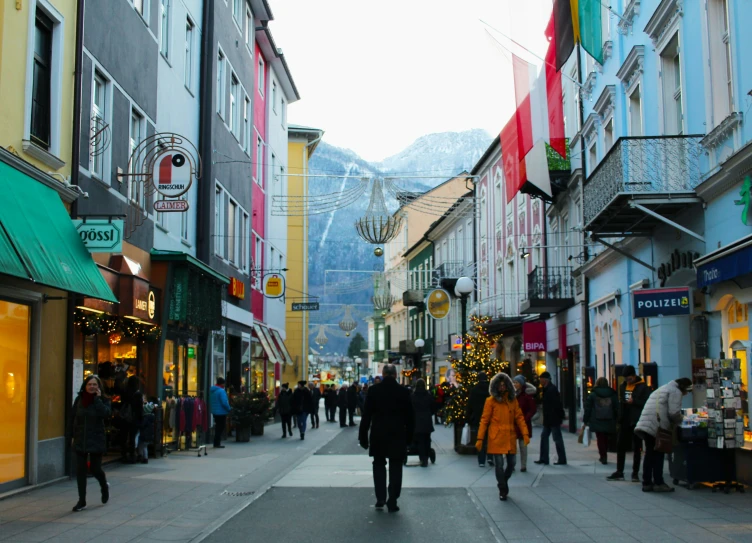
[607,365,650,482]
[583,377,619,464]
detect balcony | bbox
[470,292,526,333]
[436,261,476,292]
[521,266,575,314]
[583,136,704,238]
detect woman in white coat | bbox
[634,378,692,492]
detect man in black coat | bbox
[359,364,414,512]
[309,383,322,429]
[608,365,650,481]
[535,372,567,465]
[466,372,493,467]
[347,381,358,426]
[326,385,337,422]
[337,385,349,427]
[292,381,313,440]
[277,383,293,438]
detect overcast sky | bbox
[270,0,552,163]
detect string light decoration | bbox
[338,305,357,333]
[444,315,508,424]
[73,308,161,343]
[401,368,420,378]
[355,178,404,244]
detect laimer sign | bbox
[72,219,123,253]
[633,287,691,318]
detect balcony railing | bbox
[521,266,575,314]
[583,135,704,227]
[471,292,526,321]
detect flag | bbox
[552,0,603,70]
[578,0,603,65]
[512,54,535,157]
[501,116,523,204]
[545,14,567,158]
[553,0,576,70]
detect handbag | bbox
[654,392,673,454]
[461,424,471,445]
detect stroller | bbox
[404,436,436,466]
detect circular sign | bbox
[152,150,193,197]
[147,290,156,319]
[426,289,451,320]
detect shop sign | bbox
[152,151,193,197]
[131,286,158,322]
[696,242,752,288]
[657,249,700,287]
[292,302,319,311]
[228,277,245,299]
[263,274,285,299]
[154,200,189,212]
[632,287,691,318]
[426,289,451,320]
[522,321,547,352]
[72,219,123,253]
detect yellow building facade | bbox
[284,125,324,386]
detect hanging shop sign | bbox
[292,302,320,311]
[263,274,285,298]
[632,287,691,318]
[657,249,701,287]
[154,199,189,212]
[228,277,246,299]
[426,289,451,320]
[152,150,193,197]
[72,219,123,253]
[522,321,547,352]
[449,333,463,351]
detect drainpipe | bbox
[197,0,214,263]
[576,43,589,431]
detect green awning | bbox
[0,160,118,303]
[150,249,230,284]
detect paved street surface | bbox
[2,409,752,543]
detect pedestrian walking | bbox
[635,378,692,492]
[347,381,358,426]
[411,379,434,467]
[277,383,293,438]
[534,371,567,465]
[512,375,537,472]
[607,365,649,482]
[209,377,232,448]
[292,380,313,440]
[358,384,367,416]
[119,376,143,464]
[433,384,445,424]
[338,384,349,427]
[69,375,110,512]
[466,372,492,467]
[359,364,415,512]
[476,372,529,501]
[309,383,321,429]
[327,385,338,422]
[137,400,156,464]
[583,377,618,465]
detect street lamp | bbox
[455,277,474,363]
[414,338,425,379]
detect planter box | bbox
[251,419,264,436]
[236,426,251,442]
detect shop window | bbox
[163,339,176,397]
[212,330,225,385]
[724,298,748,434]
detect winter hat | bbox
[477,371,488,382]
[623,365,637,377]
[513,375,526,386]
[539,371,552,380]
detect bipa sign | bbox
[522,321,547,352]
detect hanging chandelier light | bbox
[372,293,396,312]
[355,178,404,244]
[339,305,357,333]
[314,325,329,348]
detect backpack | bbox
[594,396,614,420]
[119,402,134,424]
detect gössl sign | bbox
[72,219,123,253]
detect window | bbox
[707,0,734,126]
[160,0,170,58]
[628,85,642,136]
[571,68,581,133]
[230,73,240,137]
[181,205,189,240]
[134,0,145,17]
[216,50,226,117]
[272,81,277,112]
[604,118,613,151]
[228,199,237,264]
[241,212,250,272]
[91,72,108,178]
[588,142,597,174]
[215,185,225,257]
[243,96,250,152]
[184,19,194,90]
[258,56,265,94]
[661,34,683,135]
[280,98,286,126]
[245,6,253,49]
[129,111,145,208]
[256,137,263,186]
[270,153,276,184]
[253,235,263,288]
[157,193,167,228]
[30,11,53,149]
[232,0,242,27]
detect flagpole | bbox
[480,20,585,89]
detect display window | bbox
[251,339,264,392]
[0,300,30,488]
[723,298,749,439]
[212,329,226,386]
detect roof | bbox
[257,26,300,102]
[392,171,472,216]
[150,250,230,284]
[470,134,501,176]
[288,125,325,155]
[249,0,273,21]
[404,190,474,258]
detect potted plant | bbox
[248,391,272,436]
[230,393,255,442]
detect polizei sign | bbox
[632,287,691,318]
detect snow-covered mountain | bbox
[376,129,493,183]
[304,130,491,356]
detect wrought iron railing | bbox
[583,135,704,227]
[436,261,476,280]
[526,266,574,301]
[471,291,526,320]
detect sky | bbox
[270,0,552,163]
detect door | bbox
[0,300,31,491]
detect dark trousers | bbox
[327,406,336,421]
[213,415,227,447]
[348,406,356,425]
[415,432,431,464]
[539,424,567,463]
[76,452,106,503]
[310,411,319,428]
[616,424,643,475]
[281,414,292,436]
[641,434,666,486]
[297,412,308,435]
[120,422,138,458]
[492,454,516,495]
[472,425,489,465]
[339,406,347,426]
[595,432,610,459]
[372,455,403,505]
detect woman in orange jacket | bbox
[476,372,530,501]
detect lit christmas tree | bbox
[445,315,508,424]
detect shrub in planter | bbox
[231,391,272,440]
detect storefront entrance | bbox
[0,299,30,491]
[162,337,200,399]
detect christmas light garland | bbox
[74,308,161,343]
